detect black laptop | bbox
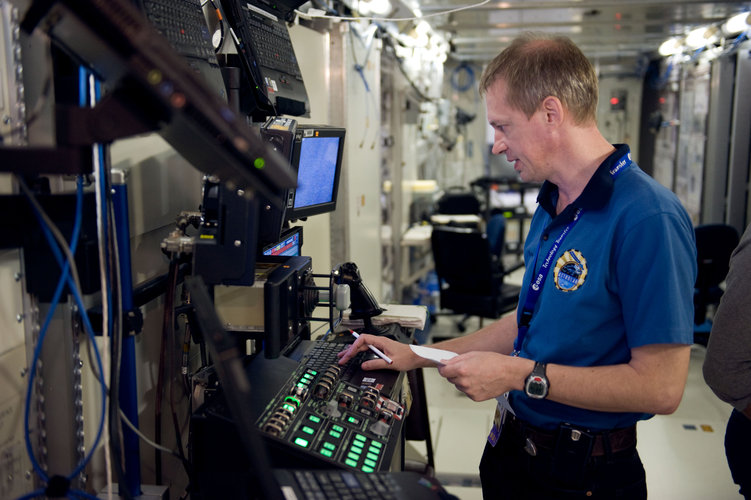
[219,0,311,117]
[184,275,454,500]
[133,0,228,101]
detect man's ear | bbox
[541,96,564,126]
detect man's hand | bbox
[337,333,421,371]
[437,351,531,401]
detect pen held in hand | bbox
[350,331,393,365]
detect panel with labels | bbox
[257,341,405,473]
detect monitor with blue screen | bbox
[285,125,345,221]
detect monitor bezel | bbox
[285,126,345,222]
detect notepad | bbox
[409,345,458,365]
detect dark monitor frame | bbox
[285,125,345,222]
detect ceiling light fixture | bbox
[658,37,683,56]
[722,11,750,35]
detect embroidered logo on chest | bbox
[554,249,587,292]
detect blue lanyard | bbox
[512,152,632,355]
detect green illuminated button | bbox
[282,403,297,413]
[350,444,363,454]
[364,459,377,468]
[347,452,360,461]
[320,449,333,458]
[294,437,309,448]
[308,415,322,424]
[301,426,315,435]
[308,370,318,376]
[368,446,381,455]
[332,425,344,433]
[361,466,374,473]
[329,430,341,439]
[354,434,367,443]
[370,441,383,449]
[366,452,378,462]
[345,459,358,468]
[322,442,336,451]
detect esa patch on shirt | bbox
[554,249,587,291]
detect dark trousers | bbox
[479,419,647,499]
[726,409,751,499]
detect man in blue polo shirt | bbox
[339,33,696,499]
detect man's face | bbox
[485,79,551,183]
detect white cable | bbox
[295,0,490,23]
[119,409,174,455]
[90,73,113,500]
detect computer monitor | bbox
[261,226,303,257]
[285,125,345,222]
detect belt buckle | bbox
[523,437,537,456]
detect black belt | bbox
[505,413,637,457]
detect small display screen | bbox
[262,227,302,256]
[293,136,340,209]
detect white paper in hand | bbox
[409,344,458,365]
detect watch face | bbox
[526,376,547,398]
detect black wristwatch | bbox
[524,362,549,399]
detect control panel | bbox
[257,342,405,473]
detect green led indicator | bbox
[309,415,322,423]
[301,426,315,435]
[347,452,359,462]
[354,434,367,443]
[364,459,377,468]
[350,445,363,455]
[329,430,341,439]
[254,157,266,169]
[332,425,344,432]
[361,466,374,473]
[322,442,336,451]
[347,416,357,424]
[366,452,378,462]
[345,459,358,468]
[294,437,309,448]
[282,403,296,413]
[370,441,383,449]
[320,449,333,458]
[368,446,381,455]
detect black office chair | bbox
[693,223,740,345]
[431,224,521,333]
[435,186,481,216]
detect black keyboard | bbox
[287,469,402,500]
[142,0,219,65]
[247,13,302,78]
[301,341,366,383]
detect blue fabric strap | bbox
[513,152,632,356]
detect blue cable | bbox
[20,66,109,498]
[24,177,108,483]
[450,62,475,93]
[22,177,84,483]
[16,488,45,500]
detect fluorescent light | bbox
[686,27,709,49]
[723,11,750,35]
[659,38,683,56]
